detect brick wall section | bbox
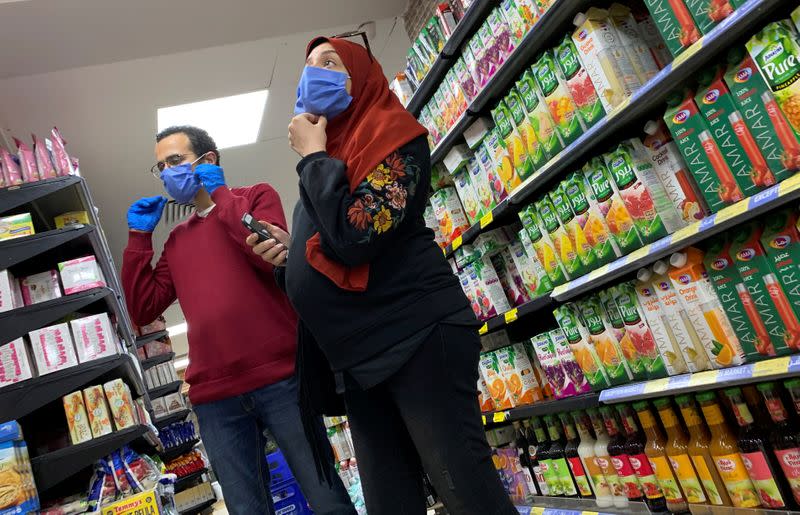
[403,0,441,42]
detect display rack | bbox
[482,393,600,428]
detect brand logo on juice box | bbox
[781,450,800,468]
[735,67,753,83]
[711,258,729,270]
[629,456,642,469]
[763,42,785,64]
[611,156,626,169]
[658,281,670,291]
[717,458,737,472]
[770,236,791,249]
[677,274,692,285]
[673,110,691,124]
[736,248,756,261]
[577,29,588,41]
[703,89,720,104]
[641,287,653,296]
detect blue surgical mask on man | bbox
[160,154,207,204]
[294,66,352,119]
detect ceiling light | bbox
[167,322,187,337]
[157,90,269,149]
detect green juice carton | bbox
[516,69,564,159]
[610,281,668,379]
[664,90,743,213]
[683,0,733,36]
[466,153,497,216]
[518,204,570,285]
[729,222,798,357]
[514,230,554,298]
[724,48,800,179]
[452,168,483,225]
[582,157,642,254]
[490,100,525,194]
[696,66,775,197]
[532,51,586,147]
[536,195,584,279]
[506,87,548,172]
[553,304,611,390]
[574,295,633,385]
[478,129,510,203]
[547,329,593,395]
[640,0,700,57]
[597,288,648,379]
[704,235,771,360]
[760,208,800,352]
[550,183,595,274]
[564,171,621,266]
[553,34,605,128]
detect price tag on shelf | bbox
[493,411,508,423]
[480,212,494,229]
[451,235,463,251]
[530,507,546,515]
[582,511,599,515]
[588,264,610,281]
[643,378,670,395]
[482,415,487,425]
[552,284,568,297]
[442,247,447,256]
[752,357,790,378]
[688,370,717,388]
[780,173,800,195]
[672,223,699,243]
[749,184,780,209]
[627,246,650,263]
[714,201,748,225]
[671,37,704,69]
[479,323,488,335]
[504,308,519,324]
[608,98,631,119]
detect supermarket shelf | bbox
[516,496,650,515]
[161,437,200,462]
[175,467,208,491]
[600,355,800,404]
[0,286,113,344]
[0,353,145,423]
[179,497,216,515]
[479,293,556,336]
[155,408,191,429]
[407,55,452,117]
[0,175,82,215]
[0,224,94,269]
[141,351,175,371]
[552,176,800,301]
[688,504,800,515]
[31,425,150,492]
[429,110,476,164]
[136,329,169,348]
[443,197,513,258]
[148,380,183,399]
[483,393,600,426]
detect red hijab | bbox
[303,37,427,292]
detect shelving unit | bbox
[148,379,183,399]
[161,437,200,463]
[174,467,208,491]
[141,351,176,370]
[483,393,600,428]
[136,329,169,348]
[155,408,192,429]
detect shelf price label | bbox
[687,370,718,388]
[643,378,670,395]
[529,507,546,515]
[672,223,700,243]
[780,173,800,195]
[504,308,519,324]
[714,201,748,225]
[479,323,488,335]
[479,212,494,229]
[752,357,790,378]
[671,37,704,69]
[451,235,463,251]
[493,411,508,423]
[482,415,487,425]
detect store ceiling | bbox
[0,0,404,78]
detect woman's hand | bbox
[289,113,327,158]
[246,221,290,267]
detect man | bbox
[122,125,354,515]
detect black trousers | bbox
[344,324,519,515]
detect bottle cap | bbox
[674,394,691,404]
[785,378,800,389]
[756,382,776,392]
[632,401,648,410]
[643,120,659,136]
[573,12,587,26]
[723,387,742,397]
[652,260,668,275]
[669,252,687,267]
[652,398,671,408]
[637,268,652,282]
[695,392,716,402]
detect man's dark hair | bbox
[156,125,221,165]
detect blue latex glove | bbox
[127,196,168,232]
[195,163,226,194]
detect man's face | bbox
[153,132,215,175]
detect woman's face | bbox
[306,42,352,94]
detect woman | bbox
[247,36,518,515]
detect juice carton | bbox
[465,256,513,319]
[683,0,733,35]
[507,87,548,171]
[529,333,571,399]
[467,34,490,88]
[487,8,515,65]
[512,233,554,298]
[431,161,454,191]
[500,0,529,46]
[479,21,502,76]
[479,351,516,409]
[83,385,113,438]
[724,48,800,176]
[597,288,648,379]
[633,271,690,375]
[761,207,800,350]
[453,168,483,224]
[664,90,743,213]
[640,0,700,57]
[455,56,480,101]
[632,7,673,69]
[610,282,668,379]
[492,251,530,306]
[480,129,512,202]
[696,66,775,196]
[492,99,532,187]
[553,304,611,390]
[553,34,605,128]
[564,171,621,266]
[650,260,711,371]
[424,205,447,249]
[536,195,584,279]
[572,8,641,112]
[478,377,497,412]
[474,228,511,257]
[516,69,564,159]
[532,51,586,147]
[583,157,642,254]
[430,186,470,244]
[668,248,745,368]
[549,329,593,394]
[518,204,570,285]
[642,120,708,223]
[628,138,688,232]
[458,270,482,320]
[496,343,545,405]
[62,391,92,445]
[574,295,633,384]
[704,235,774,360]
[550,182,596,273]
[466,154,497,215]
[608,3,661,84]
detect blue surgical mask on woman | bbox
[294,66,353,119]
[160,154,206,204]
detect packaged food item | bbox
[0,270,23,313]
[628,138,688,232]
[104,379,138,430]
[19,270,61,306]
[29,323,78,375]
[554,34,605,129]
[473,228,511,257]
[610,282,668,379]
[32,134,57,179]
[548,328,592,394]
[532,51,586,147]
[0,213,35,241]
[574,295,633,384]
[501,0,532,45]
[517,68,563,159]
[0,148,22,186]
[63,391,93,444]
[83,385,114,438]
[164,392,186,413]
[490,101,526,192]
[514,231,553,298]
[478,377,496,412]
[50,127,75,176]
[597,288,648,379]
[464,256,512,320]
[477,21,500,79]
[479,129,512,202]
[464,117,493,150]
[564,171,621,267]
[582,157,642,254]
[0,423,39,514]
[640,0,700,57]
[70,313,120,363]
[683,0,733,35]
[631,8,672,69]
[0,338,35,387]
[608,3,661,84]
[550,183,595,273]
[455,56,480,102]
[495,343,544,405]
[479,351,515,409]
[507,87,548,171]
[487,8,515,65]
[452,168,483,224]
[518,204,570,285]
[12,138,38,184]
[553,303,610,390]
[529,332,571,398]
[492,251,530,306]
[53,210,90,229]
[761,207,800,344]
[468,31,490,88]
[536,195,584,279]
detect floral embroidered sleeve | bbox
[297,136,429,267]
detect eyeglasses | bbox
[150,153,196,177]
[332,30,373,62]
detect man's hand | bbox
[195,163,226,194]
[288,114,327,158]
[127,196,168,232]
[246,221,290,267]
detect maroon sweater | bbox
[122,185,298,405]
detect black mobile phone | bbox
[241,213,273,243]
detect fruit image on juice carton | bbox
[536,195,584,279]
[466,153,497,215]
[488,8,515,65]
[529,333,571,399]
[610,282,668,379]
[640,0,700,57]
[491,100,527,193]
[724,49,800,177]
[696,67,775,195]
[513,232,554,298]
[465,256,513,320]
[478,21,502,75]
[634,269,690,375]
[668,248,745,368]
[519,204,570,285]
[650,260,712,372]
[492,250,530,306]
[548,329,593,394]
[761,207,800,351]
[583,157,643,254]
[478,376,497,412]
[598,288,648,379]
[642,120,709,223]
[565,171,621,267]
[453,168,483,225]
[731,222,800,353]
[479,351,516,409]
[430,186,470,245]
[683,0,733,35]
[507,87,548,172]
[517,69,564,159]
[664,90,743,213]
[572,8,640,112]
[532,51,586,147]
[455,56,480,101]
[575,295,633,384]
[480,129,512,202]
[496,343,545,405]
[500,0,529,46]
[550,183,596,273]
[553,304,611,390]
[554,34,605,129]
[704,235,774,360]
[608,3,661,84]
[629,138,688,233]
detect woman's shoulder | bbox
[380,134,429,171]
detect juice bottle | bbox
[617,404,669,512]
[518,204,569,286]
[544,414,580,497]
[574,295,632,385]
[600,406,646,503]
[550,183,595,273]
[758,381,800,505]
[675,394,732,506]
[513,420,542,497]
[633,401,689,513]
[778,379,800,502]
[582,157,642,254]
[723,387,793,509]
[526,418,551,496]
[565,171,622,267]
[553,304,611,390]
[536,196,583,279]
[610,282,668,379]
[597,288,647,379]
[573,410,614,508]
[588,407,629,507]
[695,391,761,507]
[559,412,595,498]
[654,397,710,504]
[532,417,559,495]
